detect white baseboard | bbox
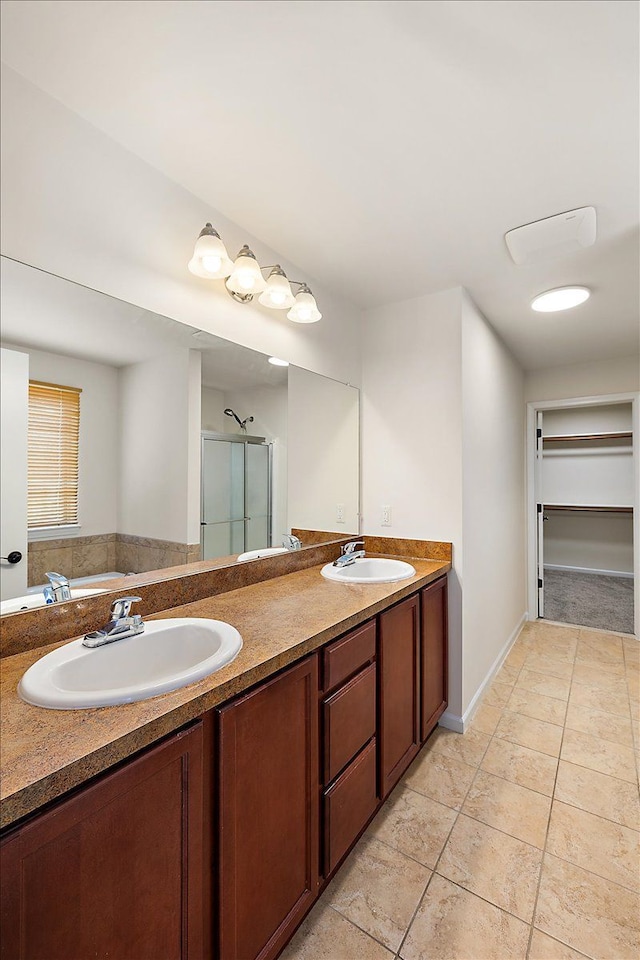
[439,612,528,734]
[544,563,634,579]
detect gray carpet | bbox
[543,568,635,635]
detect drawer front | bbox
[323,739,377,877]
[323,620,376,693]
[323,663,377,784]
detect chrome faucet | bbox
[83,596,144,648]
[282,534,302,551]
[44,571,72,603]
[333,540,365,567]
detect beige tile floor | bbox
[281,621,640,960]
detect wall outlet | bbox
[381,504,392,526]
[336,503,345,524]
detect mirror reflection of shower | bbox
[224,407,254,432]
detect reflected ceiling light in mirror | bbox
[531,286,590,312]
[288,285,322,323]
[188,224,321,320]
[188,223,233,279]
[259,266,295,309]
[268,357,289,367]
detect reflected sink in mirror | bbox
[18,618,243,710]
[0,588,108,615]
[321,558,416,584]
[236,547,288,563]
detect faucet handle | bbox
[342,540,365,555]
[110,596,142,620]
[282,534,302,551]
[45,571,69,585]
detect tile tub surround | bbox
[28,533,117,586]
[27,532,201,586]
[0,554,450,829]
[282,621,640,960]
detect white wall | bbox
[525,357,640,402]
[201,386,225,433]
[223,384,288,545]
[0,65,362,387]
[119,349,201,544]
[288,366,359,537]
[3,344,119,538]
[361,287,465,716]
[461,294,526,713]
[544,512,634,575]
[543,404,632,434]
[0,348,28,600]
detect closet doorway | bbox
[527,394,639,637]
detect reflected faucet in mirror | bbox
[43,572,71,603]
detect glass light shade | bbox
[287,289,322,323]
[531,286,590,312]
[258,270,295,309]
[188,229,233,279]
[226,247,267,295]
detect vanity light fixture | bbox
[531,286,591,312]
[268,357,289,367]
[188,224,322,322]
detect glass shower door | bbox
[245,443,270,551]
[201,439,245,559]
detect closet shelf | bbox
[543,504,633,514]
[542,432,632,442]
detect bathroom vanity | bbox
[0,542,449,960]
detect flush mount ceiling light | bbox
[531,286,591,313]
[268,357,289,367]
[188,224,321,321]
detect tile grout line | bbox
[524,630,577,959]
[393,730,492,959]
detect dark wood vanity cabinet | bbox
[216,655,320,960]
[378,593,421,799]
[0,722,206,960]
[420,575,449,741]
[0,574,448,960]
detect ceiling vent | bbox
[505,207,596,265]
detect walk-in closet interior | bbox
[537,402,634,634]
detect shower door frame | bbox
[525,391,639,637]
[200,431,273,561]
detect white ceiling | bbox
[1,0,638,369]
[0,257,288,390]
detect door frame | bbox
[526,392,640,637]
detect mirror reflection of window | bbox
[28,381,81,531]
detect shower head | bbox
[224,408,254,431]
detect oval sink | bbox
[321,557,416,584]
[18,618,243,710]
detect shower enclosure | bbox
[200,432,272,561]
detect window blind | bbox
[28,380,81,529]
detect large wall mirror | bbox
[0,256,360,614]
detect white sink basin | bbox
[18,618,243,710]
[236,547,287,562]
[1,588,107,615]
[321,557,416,584]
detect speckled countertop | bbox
[0,557,449,830]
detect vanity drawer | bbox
[323,738,377,877]
[323,662,376,783]
[323,620,376,693]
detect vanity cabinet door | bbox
[217,654,320,960]
[421,576,448,741]
[378,594,420,799]
[0,722,206,960]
